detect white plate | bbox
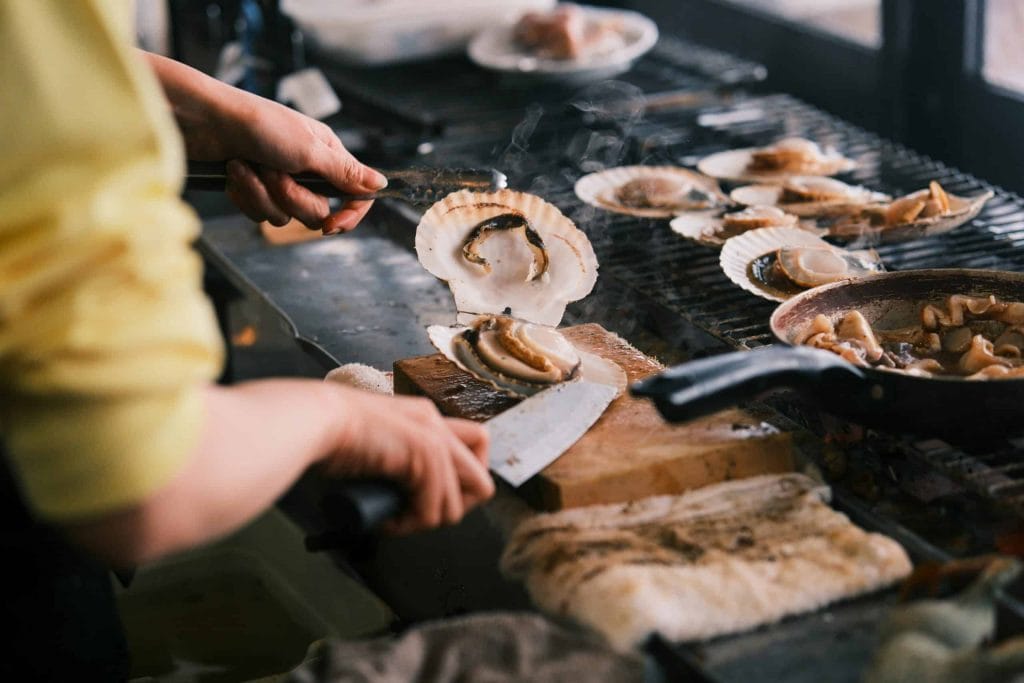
[467,5,658,83]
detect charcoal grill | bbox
[196,32,1024,682]
[314,35,1024,537]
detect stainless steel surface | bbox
[487,381,619,487]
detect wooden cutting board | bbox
[394,324,795,510]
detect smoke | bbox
[497,103,546,179]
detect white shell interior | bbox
[669,207,814,248]
[719,226,881,302]
[730,178,889,216]
[574,165,727,218]
[416,189,598,327]
[427,322,626,397]
[696,147,857,184]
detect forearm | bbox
[67,379,347,568]
[142,50,251,160]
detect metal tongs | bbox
[185,161,508,205]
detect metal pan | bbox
[632,269,1024,442]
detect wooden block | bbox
[394,324,794,510]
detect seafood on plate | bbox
[795,294,1024,379]
[730,176,890,217]
[513,3,626,60]
[574,165,729,218]
[719,226,884,302]
[417,189,625,396]
[670,204,806,247]
[827,181,994,243]
[697,138,857,184]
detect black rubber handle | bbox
[304,479,406,552]
[630,345,863,424]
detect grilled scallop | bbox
[416,190,598,327]
[574,165,728,218]
[428,315,626,397]
[775,247,880,288]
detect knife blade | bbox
[309,380,618,546]
[487,380,619,487]
[185,161,507,205]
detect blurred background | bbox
[141,1,1023,193]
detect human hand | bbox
[147,53,386,234]
[321,388,495,535]
[216,93,387,234]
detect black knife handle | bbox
[304,479,405,552]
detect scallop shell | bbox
[669,206,820,248]
[719,226,883,302]
[827,190,994,244]
[416,190,598,327]
[427,321,627,398]
[574,165,729,218]
[730,178,890,217]
[697,145,857,184]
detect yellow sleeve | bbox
[0,1,224,520]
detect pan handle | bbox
[630,345,863,423]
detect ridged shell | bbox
[827,191,994,244]
[719,226,883,302]
[574,165,729,218]
[427,322,627,398]
[416,190,598,327]
[730,178,890,217]
[669,206,817,248]
[697,146,857,184]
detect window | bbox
[983,0,1024,92]
[723,0,881,47]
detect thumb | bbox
[318,145,388,194]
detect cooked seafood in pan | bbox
[796,295,1024,379]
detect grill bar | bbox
[332,46,1024,516]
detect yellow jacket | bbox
[0,1,223,520]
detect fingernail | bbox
[365,168,388,191]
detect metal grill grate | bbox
[333,53,1024,516]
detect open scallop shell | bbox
[427,319,627,397]
[416,189,598,327]
[669,206,820,248]
[730,177,890,217]
[697,144,857,184]
[719,226,884,302]
[574,165,729,218]
[826,190,994,244]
